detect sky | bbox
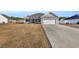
[0,0,79,17]
[1,11,79,17]
[0,0,79,11]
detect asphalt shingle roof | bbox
[65,14,79,20]
[27,13,44,19]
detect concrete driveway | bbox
[43,24,79,48]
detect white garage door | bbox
[43,20,55,24]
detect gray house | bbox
[41,12,59,24]
[0,14,9,23]
[26,13,44,24]
[60,14,79,24]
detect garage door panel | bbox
[43,20,55,24]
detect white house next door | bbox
[43,20,55,24]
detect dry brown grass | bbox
[63,24,79,28]
[0,24,51,48]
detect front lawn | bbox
[0,24,51,48]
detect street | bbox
[43,24,79,48]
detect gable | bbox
[0,14,7,19]
[41,12,58,18]
[0,14,8,23]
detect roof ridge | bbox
[48,12,58,17]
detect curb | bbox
[42,24,54,48]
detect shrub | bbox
[66,22,69,24]
[77,22,79,24]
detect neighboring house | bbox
[16,20,26,24]
[9,16,25,24]
[25,13,44,24]
[61,14,79,24]
[0,14,9,23]
[41,12,59,24]
[9,19,25,24]
[8,19,17,23]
